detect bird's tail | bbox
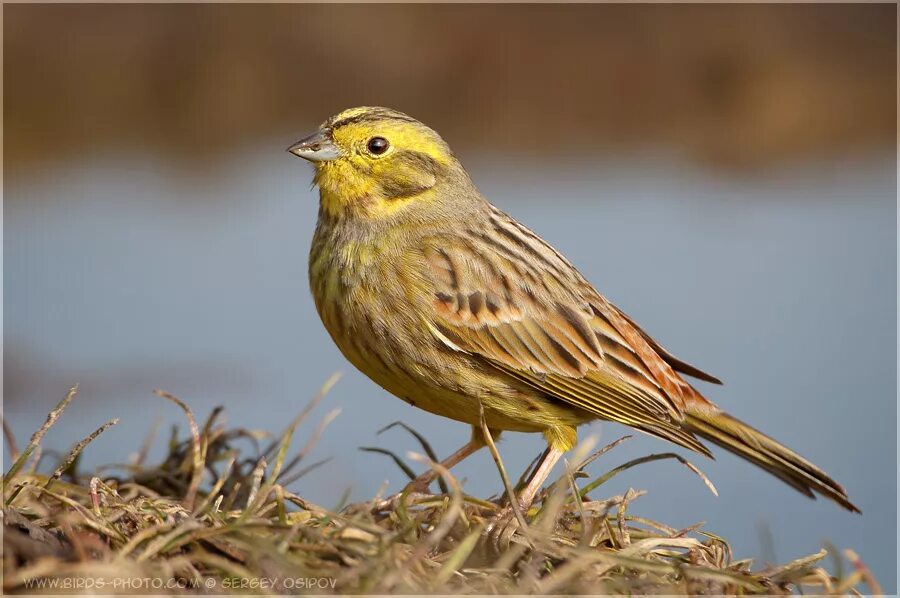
[683,407,860,513]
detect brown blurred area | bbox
[5,3,896,175]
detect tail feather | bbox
[684,408,860,513]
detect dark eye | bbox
[367,137,389,155]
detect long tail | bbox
[683,408,860,513]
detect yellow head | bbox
[288,107,470,219]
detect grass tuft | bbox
[1,382,878,595]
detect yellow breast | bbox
[308,215,586,438]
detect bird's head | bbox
[289,107,469,219]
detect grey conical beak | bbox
[287,131,342,162]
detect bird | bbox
[287,106,859,514]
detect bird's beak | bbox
[287,130,342,162]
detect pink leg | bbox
[405,438,486,492]
[484,446,565,540]
[515,447,564,510]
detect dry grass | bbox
[2,382,880,595]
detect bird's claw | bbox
[483,505,523,553]
[401,477,435,496]
[371,489,433,512]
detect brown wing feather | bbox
[613,306,723,385]
[421,214,713,456]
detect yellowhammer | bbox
[288,106,858,514]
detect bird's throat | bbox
[314,162,379,218]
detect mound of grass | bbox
[2,382,880,595]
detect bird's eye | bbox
[367,137,389,155]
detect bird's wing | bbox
[611,306,722,385]
[419,218,711,455]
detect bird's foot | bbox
[483,503,526,552]
[370,478,438,512]
[371,489,433,512]
[401,477,435,496]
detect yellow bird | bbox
[288,106,858,514]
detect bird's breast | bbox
[307,216,581,433]
[309,218,426,373]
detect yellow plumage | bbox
[290,106,858,513]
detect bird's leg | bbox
[373,427,502,512]
[403,440,482,494]
[514,446,564,512]
[402,425,500,494]
[484,446,565,546]
[514,446,551,492]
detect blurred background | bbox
[4,4,896,590]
